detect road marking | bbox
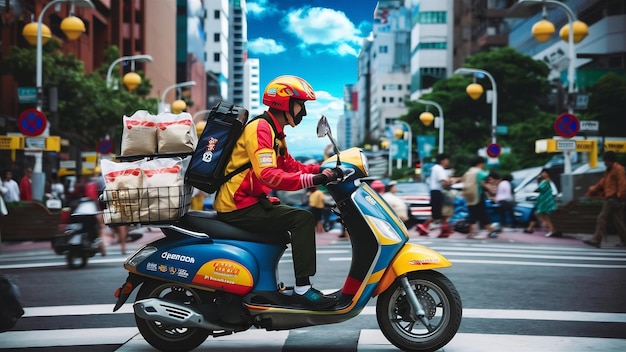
[328,256,626,268]
[359,330,626,351]
[117,329,289,352]
[22,304,626,323]
[0,327,139,348]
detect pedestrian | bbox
[583,151,626,248]
[417,153,460,238]
[381,180,410,224]
[18,167,33,201]
[461,157,497,239]
[214,75,341,308]
[489,171,515,228]
[1,170,20,203]
[534,168,558,237]
[308,186,325,233]
[50,174,65,204]
[523,173,558,234]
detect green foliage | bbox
[403,47,556,172]
[584,72,626,137]
[2,43,158,150]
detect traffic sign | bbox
[18,109,47,137]
[579,120,599,132]
[554,113,579,139]
[486,143,501,158]
[556,140,576,151]
[97,139,113,154]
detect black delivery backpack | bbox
[185,101,249,194]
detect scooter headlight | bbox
[127,246,158,267]
[365,215,402,242]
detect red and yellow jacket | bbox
[214,111,320,213]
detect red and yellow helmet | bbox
[262,75,316,112]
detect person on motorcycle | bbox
[214,75,341,309]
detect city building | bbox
[228,0,247,107]
[244,57,263,116]
[356,0,412,144]
[0,0,177,130]
[507,0,626,112]
[408,0,454,99]
[204,0,230,108]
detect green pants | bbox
[217,203,317,280]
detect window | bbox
[213,53,220,62]
[382,97,387,103]
[214,10,219,19]
[414,11,447,25]
[390,97,394,103]
[379,45,388,53]
[214,33,220,42]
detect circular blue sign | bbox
[18,109,47,136]
[554,113,579,139]
[97,139,113,154]
[487,143,501,158]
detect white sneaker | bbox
[545,232,553,237]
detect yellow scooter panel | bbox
[373,243,452,296]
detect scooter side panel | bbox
[132,239,260,295]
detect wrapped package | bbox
[121,110,157,156]
[141,157,185,222]
[100,159,144,224]
[156,112,198,153]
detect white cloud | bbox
[247,0,279,18]
[248,37,287,55]
[284,90,344,157]
[283,7,363,57]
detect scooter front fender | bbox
[373,243,452,296]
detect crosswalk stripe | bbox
[22,304,626,324]
[117,329,289,352]
[359,330,626,351]
[0,327,138,348]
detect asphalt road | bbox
[1,227,626,351]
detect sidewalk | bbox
[0,225,617,255]
[0,227,165,254]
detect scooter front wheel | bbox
[135,280,210,352]
[376,270,462,352]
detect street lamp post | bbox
[35,0,95,112]
[416,99,444,154]
[106,54,153,90]
[192,109,212,122]
[454,67,498,145]
[159,81,197,113]
[516,0,586,175]
[386,121,412,176]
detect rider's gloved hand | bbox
[312,168,343,185]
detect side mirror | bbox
[316,115,330,138]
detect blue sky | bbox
[246,0,380,157]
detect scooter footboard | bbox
[373,243,452,296]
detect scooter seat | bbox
[179,210,289,245]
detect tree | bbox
[583,72,626,137]
[404,47,555,173]
[2,42,158,151]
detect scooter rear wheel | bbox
[135,280,210,352]
[66,250,87,269]
[376,270,462,352]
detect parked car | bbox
[393,181,431,223]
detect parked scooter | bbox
[52,198,103,269]
[112,116,462,352]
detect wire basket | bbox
[102,184,192,225]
